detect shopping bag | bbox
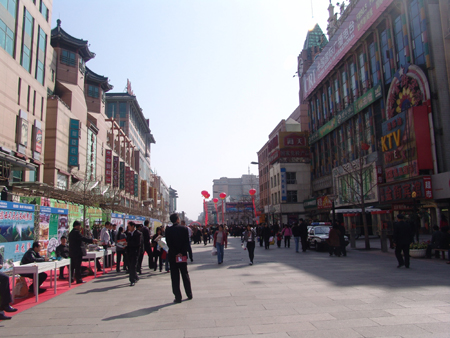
[211,247,217,256]
[13,277,29,298]
[242,242,247,250]
[269,236,275,245]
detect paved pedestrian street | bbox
[1,237,450,338]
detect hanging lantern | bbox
[201,190,208,198]
[213,198,219,203]
[219,192,227,199]
[205,193,210,199]
[249,188,256,196]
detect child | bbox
[276,231,282,248]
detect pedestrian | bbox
[0,252,17,320]
[292,222,301,252]
[243,224,256,265]
[327,224,341,257]
[262,223,271,250]
[165,213,193,303]
[337,222,347,257]
[299,218,308,252]
[115,227,127,272]
[69,221,97,284]
[213,224,228,264]
[276,231,282,248]
[100,222,112,268]
[393,214,413,268]
[152,227,164,272]
[281,224,292,248]
[203,227,209,246]
[125,221,141,286]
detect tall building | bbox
[0,0,52,192]
[298,0,450,226]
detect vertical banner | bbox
[134,174,139,197]
[105,150,112,184]
[119,162,125,190]
[280,168,287,201]
[125,167,130,194]
[113,156,119,188]
[68,119,80,166]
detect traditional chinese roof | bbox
[303,24,328,50]
[85,67,113,92]
[51,19,96,62]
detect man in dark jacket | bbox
[299,219,309,252]
[55,236,69,279]
[137,221,153,273]
[393,214,413,268]
[69,221,97,284]
[0,252,17,318]
[165,213,192,303]
[337,222,347,257]
[20,242,48,293]
[292,222,301,253]
[126,221,141,286]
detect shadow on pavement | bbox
[102,302,175,321]
[77,283,129,294]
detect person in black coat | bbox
[69,221,97,283]
[337,222,347,257]
[165,213,192,303]
[137,221,153,273]
[55,236,69,279]
[126,221,141,286]
[0,252,17,317]
[262,223,272,250]
[20,242,48,293]
[393,214,413,268]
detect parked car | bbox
[307,225,349,251]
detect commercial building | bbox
[298,0,450,227]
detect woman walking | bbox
[152,227,164,272]
[281,224,292,248]
[213,225,228,264]
[243,224,257,265]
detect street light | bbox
[251,162,259,165]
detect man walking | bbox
[299,218,309,252]
[393,214,413,268]
[126,222,141,286]
[137,221,153,272]
[165,213,192,303]
[69,221,97,284]
[292,222,301,253]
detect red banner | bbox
[105,150,112,184]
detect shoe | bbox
[38,288,47,294]
[397,264,404,268]
[116,270,121,273]
[249,262,253,265]
[0,313,11,320]
[173,299,182,303]
[76,280,86,284]
[405,266,410,268]
[130,282,135,286]
[187,295,193,300]
[58,276,66,280]
[1,305,17,312]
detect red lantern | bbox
[213,198,219,203]
[219,192,227,199]
[249,188,256,196]
[205,193,210,199]
[201,190,208,198]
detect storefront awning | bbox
[330,208,382,214]
[0,152,37,171]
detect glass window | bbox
[36,60,44,84]
[334,78,340,109]
[35,27,46,85]
[12,170,23,182]
[380,29,392,84]
[0,0,17,17]
[88,85,99,98]
[286,172,296,184]
[341,71,348,107]
[369,42,379,86]
[322,92,327,120]
[119,102,127,118]
[409,0,425,66]
[119,121,125,128]
[21,45,31,72]
[346,124,352,156]
[287,191,297,203]
[316,97,321,124]
[328,85,333,115]
[350,62,357,98]
[107,102,116,118]
[359,52,367,91]
[61,49,76,66]
[39,0,48,21]
[364,110,371,145]
[394,15,406,69]
[21,9,33,72]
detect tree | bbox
[333,142,379,250]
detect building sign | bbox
[134,173,139,197]
[280,168,287,201]
[141,180,148,200]
[68,119,80,166]
[317,195,332,209]
[119,162,125,190]
[280,132,308,147]
[270,148,310,164]
[113,156,119,188]
[268,136,279,152]
[105,150,112,184]
[303,198,317,210]
[355,83,382,113]
[302,0,395,99]
[379,176,433,203]
[33,127,42,153]
[125,167,130,194]
[86,129,97,181]
[226,202,253,212]
[385,160,418,183]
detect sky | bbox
[51,0,330,221]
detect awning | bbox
[0,152,37,170]
[330,208,382,214]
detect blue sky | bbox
[51,0,329,220]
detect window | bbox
[32,90,36,115]
[341,70,348,107]
[328,85,333,115]
[350,62,357,99]
[270,177,273,188]
[394,15,407,69]
[107,102,116,118]
[21,9,33,73]
[364,110,371,145]
[88,85,99,98]
[119,121,125,128]
[39,0,48,21]
[380,29,392,84]
[277,173,280,186]
[35,27,46,85]
[0,18,15,57]
[119,102,127,118]
[409,0,426,66]
[57,172,68,190]
[286,172,296,184]
[0,0,17,17]
[61,49,75,66]
[287,191,297,203]
[369,42,379,86]
[359,52,367,91]
[17,77,21,105]
[27,85,30,111]
[12,170,23,182]
[322,92,327,120]
[334,77,340,109]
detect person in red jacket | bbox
[213,225,228,264]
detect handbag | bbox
[211,247,218,256]
[175,254,188,263]
[13,277,29,298]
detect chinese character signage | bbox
[125,166,130,194]
[105,150,112,184]
[113,156,119,188]
[68,119,80,166]
[119,162,125,190]
[0,201,35,271]
[280,168,287,202]
[379,176,433,203]
[134,173,139,197]
[317,196,332,209]
[141,180,148,200]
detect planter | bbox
[410,249,426,258]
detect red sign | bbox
[125,166,130,194]
[317,196,332,209]
[113,156,119,188]
[105,150,112,184]
[281,132,307,147]
[379,176,432,203]
[385,160,418,183]
[268,136,279,152]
